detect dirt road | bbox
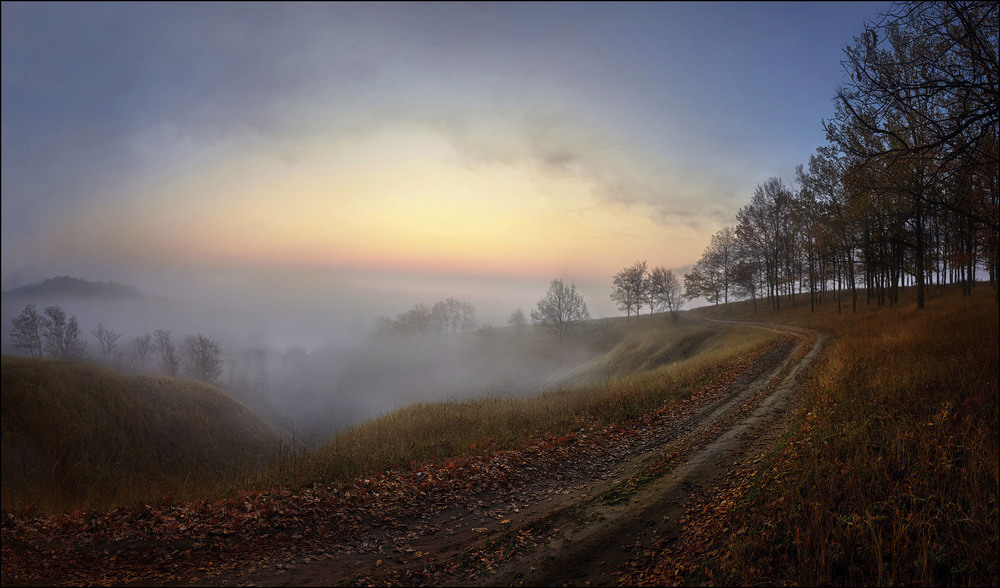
[223,320,826,587]
[1,320,825,587]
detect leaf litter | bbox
[2,333,807,587]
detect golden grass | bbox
[1,313,780,514]
[270,318,778,488]
[1,357,283,513]
[687,285,999,585]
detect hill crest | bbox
[2,276,144,300]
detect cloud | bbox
[418,107,738,233]
[5,1,784,295]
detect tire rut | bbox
[175,322,823,587]
[472,321,825,587]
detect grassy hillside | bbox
[640,285,999,585]
[1,357,283,513]
[275,315,781,487]
[1,316,780,514]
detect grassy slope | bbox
[1,357,283,512]
[1,315,780,514]
[277,315,780,488]
[681,285,999,585]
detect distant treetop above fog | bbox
[2,276,144,301]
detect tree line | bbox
[373,297,480,338]
[609,261,685,323]
[8,303,224,383]
[373,282,593,343]
[686,2,998,313]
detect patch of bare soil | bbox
[0,322,824,587]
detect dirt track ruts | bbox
[218,319,827,587]
[470,319,826,587]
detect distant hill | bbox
[2,276,144,300]
[1,356,283,512]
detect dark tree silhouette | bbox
[39,305,87,359]
[648,266,685,323]
[184,334,224,383]
[90,323,121,363]
[611,260,648,320]
[131,333,153,371]
[830,1,999,304]
[10,304,46,358]
[62,315,87,360]
[531,279,590,340]
[154,329,181,376]
[42,306,67,359]
[507,308,527,336]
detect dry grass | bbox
[1,357,283,513]
[689,285,999,585]
[263,317,779,488]
[2,315,779,514]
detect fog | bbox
[263,324,610,442]
[1,271,622,443]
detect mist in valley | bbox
[1,274,622,445]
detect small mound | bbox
[1,356,282,512]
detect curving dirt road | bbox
[219,320,826,587]
[489,320,826,587]
[0,320,826,587]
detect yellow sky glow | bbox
[59,127,708,282]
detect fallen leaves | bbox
[1,335,799,587]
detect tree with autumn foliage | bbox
[830,0,999,306]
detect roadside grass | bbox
[252,316,780,489]
[680,285,999,585]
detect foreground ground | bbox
[2,317,822,586]
[5,287,997,586]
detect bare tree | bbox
[154,329,181,376]
[683,228,739,308]
[531,279,590,340]
[683,262,720,306]
[10,304,47,358]
[42,306,67,358]
[831,1,999,304]
[707,227,739,306]
[131,333,153,371]
[394,303,433,336]
[737,177,794,311]
[431,298,478,334]
[40,305,87,359]
[732,247,763,314]
[90,323,121,363]
[648,267,685,323]
[383,298,479,337]
[63,316,87,360]
[459,300,479,333]
[798,145,859,313]
[611,260,648,320]
[507,308,527,336]
[834,1,998,200]
[184,334,224,383]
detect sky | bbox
[2,1,891,336]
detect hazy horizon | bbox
[2,2,890,333]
